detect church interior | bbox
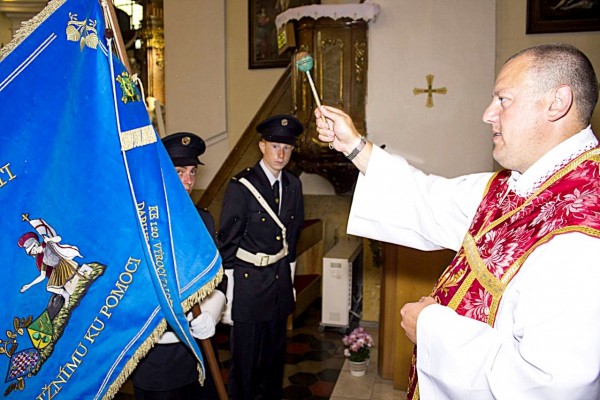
[1,0,598,399]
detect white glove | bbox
[290,261,296,284]
[221,269,235,325]
[290,261,297,301]
[157,311,199,344]
[157,331,180,344]
[190,312,215,340]
[190,289,226,339]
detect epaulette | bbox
[233,167,253,181]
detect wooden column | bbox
[378,243,455,390]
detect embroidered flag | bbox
[0,0,222,399]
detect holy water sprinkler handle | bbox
[296,51,332,148]
[295,52,327,124]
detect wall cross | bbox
[413,74,447,108]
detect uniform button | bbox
[291,215,295,220]
[244,273,248,278]
[261,217,266,222]
[275,274,279,279]
[276,235,281,241]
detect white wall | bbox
[163,0,496,192]
[367,0,496,176]
[161,0,600,192]
[496,0,600,131]
[0,12,12,47]
[163,0,229,189]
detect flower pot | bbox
[349,359,369,377]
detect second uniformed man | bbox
[218,115,304,399]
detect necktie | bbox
[273,180,280,213]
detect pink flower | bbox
[342,327,373,362]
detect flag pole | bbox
[103,0,132,73]
[192,304,229,400]
[103,2,228,397]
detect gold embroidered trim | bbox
[120,125,156,151]
[481,170,503,198]
[448,148,600,326]
[182,267,224,312]
[463,234,505,296]
[0,0,66,62]
[501,225,600,285]
[488,297,500,326]
[476,148,600,240]
[447,270,476,311]
[413,384,420,400]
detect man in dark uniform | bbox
[218,115,304,399]
[132,132,227,400]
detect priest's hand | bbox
[400,296,437,344]
[315,105,372,174]
[314,105,361,154]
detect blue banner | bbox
[0,0,222,398]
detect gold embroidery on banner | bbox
[116,72,141,104]
[0,0,66,62]
[119,126,157,151]
[66,13,99,51]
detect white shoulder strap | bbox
[238,177,286,235]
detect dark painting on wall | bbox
[527,0,600,33]
[249,0,320,69]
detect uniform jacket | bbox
[218,163,304,322]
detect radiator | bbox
[320,237,363,330]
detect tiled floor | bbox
[217,299,348,399]
[117,299,408,399]
[330,329,408,400]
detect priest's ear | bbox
[547,85,573,122]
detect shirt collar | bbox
[508,126,598,197]
[259,159,280,186]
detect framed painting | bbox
[527,0,600,33]
[248,0,320,69]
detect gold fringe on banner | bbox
[103,268,224,399]
[103,318,168,400]
[0,0,66,62]
[119,125,157,151]
[182,267,224,312]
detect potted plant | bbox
[342,327,374,376]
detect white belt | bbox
[236,244,288,267]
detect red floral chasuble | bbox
[407,148,600,399]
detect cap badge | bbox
[181,136,191,146]
[281,119,288,126]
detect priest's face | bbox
[259,139,294,177]
[175,165,198,195]
[482,54,550,173]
